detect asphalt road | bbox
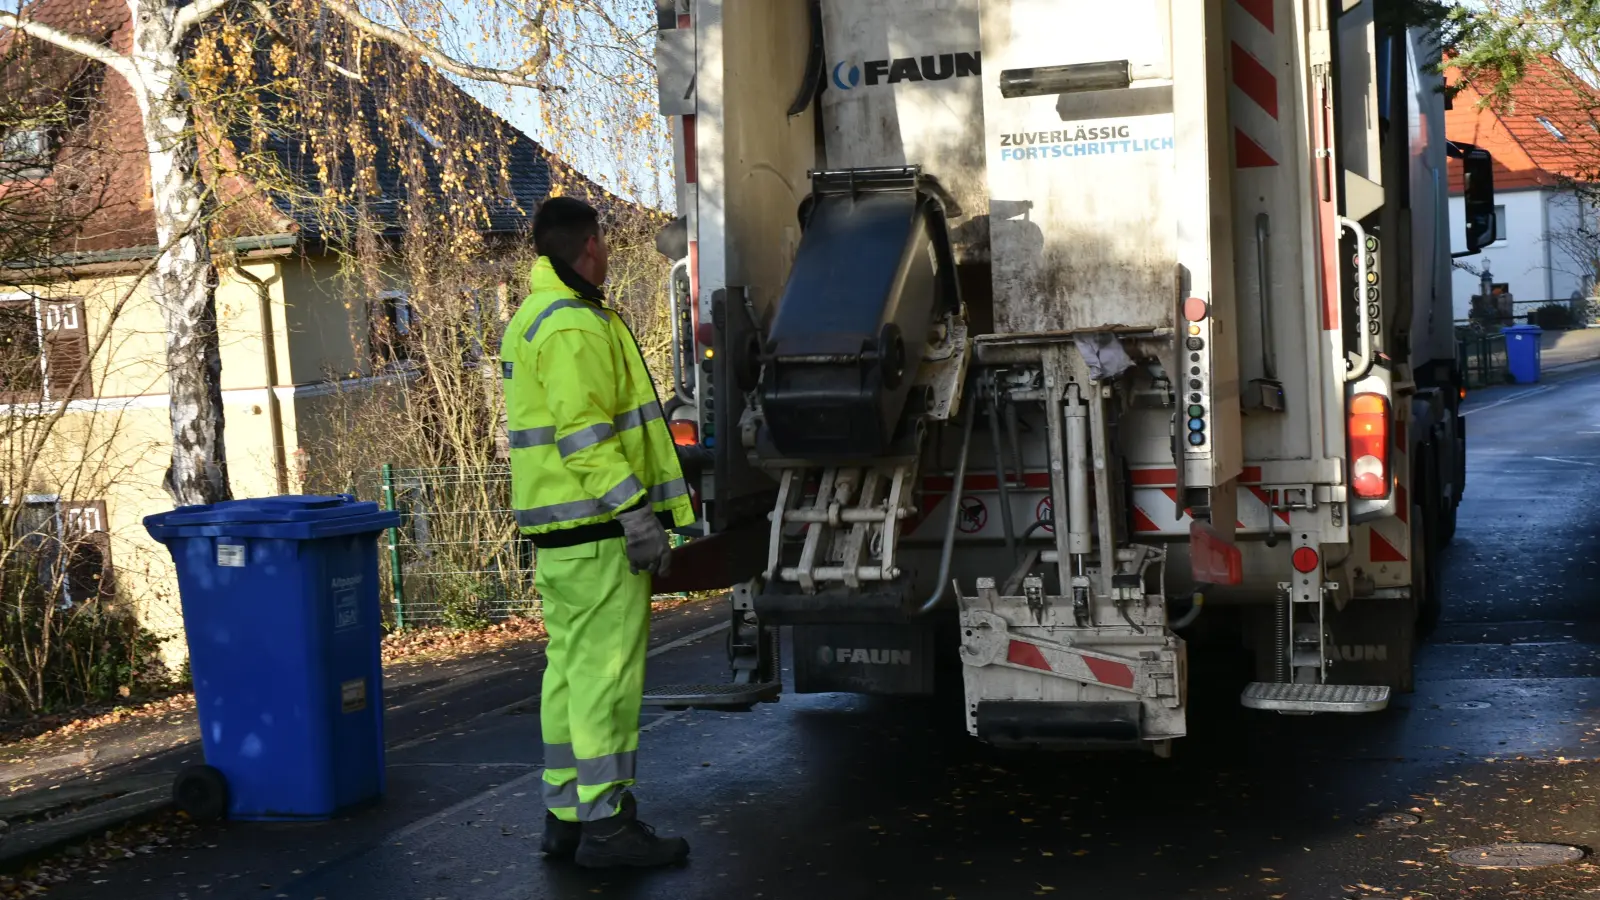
[49,361,1600,900]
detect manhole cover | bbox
[1371,812,1420,829]
[1449,843,1585,869]
[1450,700,1492,710]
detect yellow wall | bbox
[4,251,392,668]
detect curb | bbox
[0,775,173,868]
[0,602,728,873]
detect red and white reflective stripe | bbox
[1229,0,1279,168]
[1005,640,1138,691]
[1127,467,1289,534]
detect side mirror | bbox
[1462,147,1496,254]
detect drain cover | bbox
[1449,843,1585,869]
[1371,812,1420,829]
[1450,700,1492,710]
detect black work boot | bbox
[574,792,690,869]
[540,811,582,858]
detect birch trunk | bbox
[129,0,231,506]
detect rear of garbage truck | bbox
[646,0,1499,754]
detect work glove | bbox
[616,504,673,577]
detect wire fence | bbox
[1456,326,1509,390]
[361,464,690,629]
[356,464,535,628]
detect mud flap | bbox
[792,623,936,695]
[1251,596,1415,693]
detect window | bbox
[1536,116,1567,141]
[368,290,417,370]
[1493,204,1507,242]
[0,127,50,180]
[0,302,43,402]
[405,116,442,149]
[5,498,113,608]
[0,296,91,403]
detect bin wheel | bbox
[174,765,229,821]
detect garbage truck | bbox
[643,0,1500,754]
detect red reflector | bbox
[695,322,716,348]
[1183,296,1209,322]
[1292,546,1319,574]
[1348,392,1390,500]
[670,420,698,446]
[1190,520,1243,586]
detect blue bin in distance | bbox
[144,495,399,821]
[1502,324,1544,384]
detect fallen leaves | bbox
[0,814,198,898]
[378,615,549,664]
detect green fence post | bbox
[381,463,406,629]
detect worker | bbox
[500,196,696,869]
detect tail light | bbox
[669,418,699,447]
[1348,392,1390,500]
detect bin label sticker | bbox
[333,578,360,630]
[216,543,246,568]
[341,678,366,713]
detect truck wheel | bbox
[1438,492,1459,546]
[1413,499,1442,639]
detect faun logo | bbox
[818,646,914,665]
[831,51,981,91]
[1334,644,1388,662]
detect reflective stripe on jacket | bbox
[500,256,695,546]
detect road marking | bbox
[384,710,695,844]
[390,762,542,768]
[1462,385,1556,416]
[1534,456,1599,467]
[389,769,548,842]
[386,620,730,752]
[645,620,731,657]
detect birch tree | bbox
[0,0,665,506]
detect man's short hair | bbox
[533,196,601,265]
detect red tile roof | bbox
[2,0,591,260]
[1446,55,1600,193]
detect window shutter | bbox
[60,500,114,603]
[42,299,91,400]
[0,299,43,403]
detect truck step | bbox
[1240,682,1390,714]
[642,682,781,711]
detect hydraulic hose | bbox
[916,386,979,616]
[986,373,1018,557]
[1169,588,1206,630]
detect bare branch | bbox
[0,11,134,80]
[317,0,557,90]
[171,0,235,47]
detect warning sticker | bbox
[1035,498,1055,533]
[957,496,988,534]
[341,678,366,713]
[216,543,246,567]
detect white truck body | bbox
[648,0,1495,750]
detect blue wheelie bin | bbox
[144,495,399,822]
[1502,323,1544,384]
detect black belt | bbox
[523,508,677,549]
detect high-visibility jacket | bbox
[500,256,695,547]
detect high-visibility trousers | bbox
[536,535,649,822]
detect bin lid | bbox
[1502,324,1544,334]
[143,494,399,542]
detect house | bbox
[1446,54,1600,323]
[0,0,594,661]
